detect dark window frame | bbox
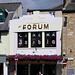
[31,32,42,47]
[45,31,56,47]
[18,32,28,48]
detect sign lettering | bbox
[23,24,49,30]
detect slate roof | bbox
[65,3,75,10]
[50,4,63,10]
[0,2,22,12]
[27,3,75,12]
[50,3,75,12]
[27,4,63,13]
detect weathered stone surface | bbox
[62,12,75,75]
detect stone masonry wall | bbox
[62,13,75,75]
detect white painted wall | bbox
[9,11,62,55]
[0,32,9,55]
[12,4,22,19]
[9,31,61,55]
[4,63,8,75]
[55,11,62,17]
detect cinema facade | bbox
[6,11,62,75]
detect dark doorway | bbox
[17,64,28,75]
[44,64,56,75]
[30,64,42,75]
[0,63,3,75]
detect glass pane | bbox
[17,64,28,75]
[38,33,41,37]
[18,32,28,47]
[0,13,3,15]
[0,63,3,75]
[38,40,41,45]
[44,64,56,75]
[18,38,23,47]
[68,69,74,75]
[0,15,2,20]
[0,13,3,20]
[31,38,37,47]
[18,33,23,37]
[46,33,50,36]
[32,33,36,37]
[31,32,42,47]
[51,32,56,37]
[52,40,56,44]
[45,32,56,47]
[24,33,27,37]
[30,64,42,75]
[24,33,28,47]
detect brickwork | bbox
[63,13,75,75]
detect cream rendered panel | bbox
[12,5,22,19]
[0,32,9,55]
[9,11,62,55]
[55,11,62,17]
[27,12,33,15]
[40,12,49,14]
[40,11,62,18]
[56,31,61,55]
[9,32,14,55]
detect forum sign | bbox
[16,23,50,32]
[23,24,49,30]
[9,12,62,32]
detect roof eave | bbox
[27,9,62,12]
[63,10,75,13]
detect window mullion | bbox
[42,32,45,48]
[29,32,31,48]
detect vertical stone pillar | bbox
[4,63,8,75]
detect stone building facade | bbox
[62,0,75,75]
